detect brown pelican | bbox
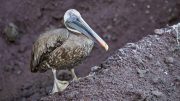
[30,9,108,94]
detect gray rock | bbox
[91,66,101,72]
[3,23,20,42]
[137,68,148,78]
[16,69,22,75]
[152,77,160,84]
[164,57,174,64]
[152,90,164,97]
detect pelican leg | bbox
[71,68,80,81]
[51,69,69,94]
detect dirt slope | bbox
[41,24,180,101]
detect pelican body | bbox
[30,9,108,94]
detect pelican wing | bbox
[30,28,69,72]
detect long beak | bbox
[67,16,109,51]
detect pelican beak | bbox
[66,15,109,51]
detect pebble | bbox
[126,43,138,50]
[3,23,20,42]
[16,70,22,75]
[164,57,174,64]
[127,84,133,89]
[137,68,148,78]
[106,25,112,30]
[152,77,160,84]
[154,29,165,35]
[145,10,150,14]
[152,90,164,97]
[91,66,101,72]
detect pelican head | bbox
[64,9,109,51]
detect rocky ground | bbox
[41,24,180,101]
[0,0,180,101]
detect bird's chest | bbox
[49,34,94,69]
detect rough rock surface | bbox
[41,24,180,101]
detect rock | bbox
[91,66,101,72]
[3,23,20,42]
[137,68,148,78]
[154,29,165,35]
[127,84,133,89]
[164,57,174,64]
[106,25,112,30]
[16,69,22,75]
[146,5,151,9]
[152,90,164,97]
[145,10,150,14]
[145,54,153,60]
[152,77,160,84]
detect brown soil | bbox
[0,0,179,100]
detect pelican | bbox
[30,9,108,94]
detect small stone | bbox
[145,54,153,60]
[154,29,165,35]
[152,77,160,84]
[126,43,137,50]
[137,68,148,78]
[16,70,22,75]
[127,84,133,89]
[152,90,163,97]
[3,23,20,42]
[106,25,112,30]
[145,10,150,14]
[164,57,174,64]
[146,5,150,8]
[91,66,101,72]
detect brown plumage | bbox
[30,28,94,73]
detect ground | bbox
[0,0,179,101]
